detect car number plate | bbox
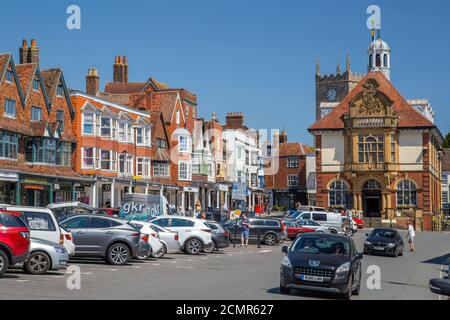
[373,246,385,251]
[299,274,324,282]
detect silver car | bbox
[22,238,69,275]
[148,223,181,255]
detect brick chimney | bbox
[225,112,244,129]
[86,68,100,96]
[279,129,288,144]
[19,39,28,64]
[28,39,40,65]
[113,55,128,83]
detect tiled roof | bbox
[442,148,450,171]
[278,143,312,157]
[0,53,11,81]
[309,71,435,131]
[40,68,61,103]
[0,160,81,178]
[104,82,147,94]
[150,91,178,124]
[15,63,36,100]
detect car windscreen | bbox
[291,236,350,257]
[371,229,398,239]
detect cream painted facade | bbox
[398,131,423,171]
[321,132,345,172]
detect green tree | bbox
[444,132,450,148]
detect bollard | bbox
[390,219,392,229]
[257,228,261,249]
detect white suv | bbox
[1,205,75,255]
[149,216,212,255]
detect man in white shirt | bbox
[406,221,416,252]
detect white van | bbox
[1,205,75,255]
[297,211,342,230]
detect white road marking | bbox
[98,268,119,272]
[152,263,160,266]
[175,266,193,269]
[258,250,272,253]
[82,272,93,275]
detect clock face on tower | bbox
[326,88,337,102]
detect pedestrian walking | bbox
[241,212,250,247]
[406,221,416,252]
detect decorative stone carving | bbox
[349,79,393,117]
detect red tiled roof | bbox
[104,82,147,94]
[150,91,178,124]
[0,53,11,82]
[40,68,61,103]
[0,160,81,178]
[15,63,36,100]
[309,71,435,131]
[278,143,312,157]
[442,148,450,171]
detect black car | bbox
[222,218,284,246]
[203,221,230,253]
[280,233,362,299]
[364,228,404,257]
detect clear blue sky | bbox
[2,0,449,144]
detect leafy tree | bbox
[443,132,450,148]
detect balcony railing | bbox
[347,163,388,171]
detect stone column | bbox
[216,190,220,209]
[181,191,185,212]
[111,179,115,208]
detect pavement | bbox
[0,229,448,300]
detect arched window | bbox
[376,54,381,67]
[363,180,381,191]
[383,54,388,67]
[329,180,350,207]
[396,180,417,206]
[369,54,373,69]
[358,135,384,163]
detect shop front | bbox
[0,170,19,205]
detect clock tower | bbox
[315,54,365,120]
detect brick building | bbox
[0,40,88,206]
[70,84,155,208]
[264,130,313,209]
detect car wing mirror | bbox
[281,246,288,254]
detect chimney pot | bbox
[22,39,27,48]
[86,68,100,96]
[31,39,37,47]
[123,56,127,65]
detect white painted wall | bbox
[399,132,423,171]
[321,133,345,172]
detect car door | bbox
[169,218,195,245]
[60,216,90,254]
[350,239,361,285]
[86,217,119,255]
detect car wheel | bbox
[107,243,130,265]
[280,282,290,295]
[342,276,353,300]
[24,252,51,275]
[185,239,203,255]
[0,250,9,278]
[152,244,166,258]
[316,230,325,233]
[264,233,277,246]
[203,241,216,254]
[329,229,338,234]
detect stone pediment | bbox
[349,79,393,117]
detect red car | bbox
[0,210,31,277]
[284,220,316,240]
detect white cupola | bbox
[368,31,391,80]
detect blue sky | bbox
[1,0,449,144]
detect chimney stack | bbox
[86,68,100,96]
[279,129,288,144]
[28,39,40,65]
[113,55,128,83]
[225,112,244,129]
[19,39,28,64]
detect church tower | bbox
[315,53,365,120]
[367,30,391,80]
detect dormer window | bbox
[57,83,64,97]
[57,110,64,132]
[33,78,40,91]
[101,117,111,137]
[5,69,13,83]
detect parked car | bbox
[23,238,69,275]
[203,221,230,253]
[284,220,315,240]
[47,202,103,221]
[364,228,404,257]
[296,205,327,212]
[280,233,363,299]
[296,211,342,230]
[60,215,141,265]
[2,205,75,255]
[128,221,164,257]
[147,223,181,255]
[429,278,450,296]
[0,210,31,278]
[222,218,284,246]
[149,216,213,255]
[296,219,333,234]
